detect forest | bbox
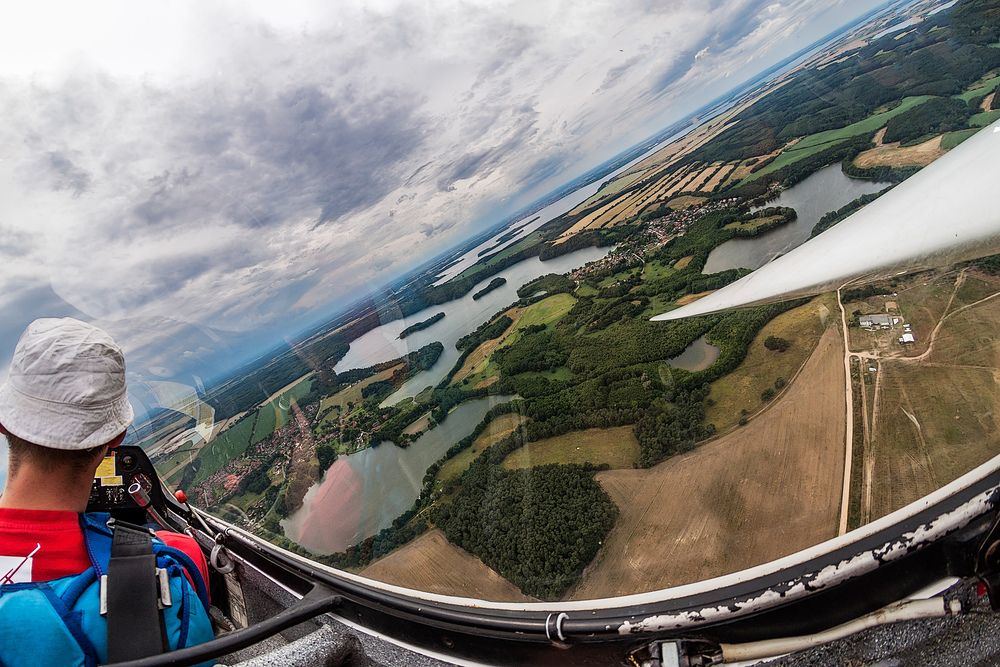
[431,463,617,599]
[472,277,508,300]
[398,312,445,339]
[683,1,1000,172]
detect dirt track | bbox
[568,325,845,599]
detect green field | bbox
[252,404,278,443]
[496,293,577,352]
[941,128,981,149]
[971,109,1000,127]
[251,377,314,443]
[193,412,258,484]
[436,413,528,483]
[743,96,936,183]
[955,73,1000,101]
[500,426,639,470]
[641,261,677,281]
[723,214,784,232]
[575,284,598,297]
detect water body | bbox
[870,17,918,41]
[283,395,512,554]
[666,335,721,372]
[334,246,610,404]
[703,165,889,274]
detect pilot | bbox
[0,317,213,664]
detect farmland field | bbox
[359,529,535,602]
[192,412,258,484]
[704,293,836,432]
[436,413,528,483]
[501,426,639,471]
[569,324,845,599]
[868,283,1000,520]
[743,96,935,182]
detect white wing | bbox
[652,120,1000,321]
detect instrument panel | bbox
[86,445,166,514]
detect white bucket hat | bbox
[0,318,134,450]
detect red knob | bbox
[174,489,188,504]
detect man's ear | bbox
[107,431,126,449]
[0,422,8,436]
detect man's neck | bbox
[0,469,91,513]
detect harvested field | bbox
[474,376,499,389]
[402,412,431,436]
[868,285,1000,520]
[706,294,835,432]
[321,365,404,413]
[676,290,717,306]
[360,529,536,603]
[673,256,694,270]
[702,163,735,191]
[452,308,525,383]
[682,165,719,192]
[665,195,707,211]
[852,134,946,168]
[569,324,845,599]
[501,426,639,471]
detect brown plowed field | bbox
[568,325,845,600]
[360,529,536,602]
[853,134,946,168]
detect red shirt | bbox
[0,508,210,593]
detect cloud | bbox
[0,0,877,378]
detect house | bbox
[860,314,894,328]
[900,333,916,344]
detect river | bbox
[282,395,512,554]
[702,164,889,274]
[334,246,610,405]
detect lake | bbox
[702,164,889,274]
[334,246,611,405]
[666,335,720,372]
[282,395,513,554]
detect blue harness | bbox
[0,512,214,667]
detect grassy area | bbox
[941,128,981,149]
[673,256,694,270]
[320,365,403,413]
[161,446,197,471]
[500,426,639,470]
[575,284,598,297]
[954,73,1000,101]
[704,293,837,432]
[970,109,1000,127]
[496,293,577,351]
[252,404,277,443]
[743,96,936,183]
[192,412,258,484]
[641,261,676,281]
[511,367,574,382]
[723,214,784,231]
[436,413,528,482]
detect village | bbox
[570,196,744,281]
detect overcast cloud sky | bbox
[0,0,883,383]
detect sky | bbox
[0,0,885,389]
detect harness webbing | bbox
[106,524,169,662]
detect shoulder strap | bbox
[106,522,169,662]
[152,542,211,612]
